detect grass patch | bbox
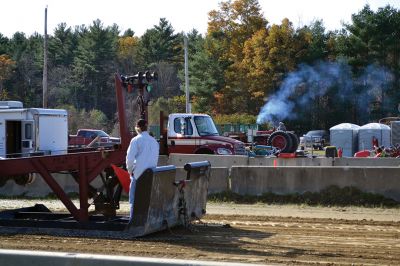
[208,185,400,208]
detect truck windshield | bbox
[194,116,219,136]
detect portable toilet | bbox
[330,123,360,157]
[358,123,391,151]
[390,121,400,146]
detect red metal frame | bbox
[0,74,130,222]
[0,150,125,221]
[115,74,130,150]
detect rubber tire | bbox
[287,132,299,153]
[267,131,293,153]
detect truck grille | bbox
[234,144,246,155]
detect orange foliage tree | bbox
[0,54,15,100]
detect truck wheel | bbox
[267,131,293,153]
[287,132,299,153]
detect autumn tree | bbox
[240,28,269,111]
[0,54,15,99]
[207,0,268,114]
[117,31,140,74]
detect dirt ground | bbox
[0,200,399,265]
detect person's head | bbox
[279,122,284,126]
[135,119,147,134]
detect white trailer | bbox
[0,101,68,158]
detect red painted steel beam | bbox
[78,155,89,220]
[0,150,124,177]
[115,74,131,150]
[31,159,82,221]
[0,150,126,222]
[0,154,79,176]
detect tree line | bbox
[0,0,399,135]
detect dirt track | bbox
[0,201,399,265]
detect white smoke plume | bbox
[256,61,394,124]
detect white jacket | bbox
[126,131,159,180]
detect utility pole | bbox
[42,6,48,108]
[184,35,190,113]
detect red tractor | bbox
[252,129,299,153]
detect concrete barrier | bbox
[333,157,400,167]
[158,155,169,166]
[169,154,400,168]
[1,154,399,199]
[230,166,400,201]
[0,249,257,266]
[168,154,249,167]
[247,157,333,167]
[176,167,230,194]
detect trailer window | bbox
[25,123,32,139]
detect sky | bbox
[1,0,399,38]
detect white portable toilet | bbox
[390,121,400,146]
[330,123,360,157]
[358,123,391,150]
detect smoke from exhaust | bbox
[256,61,394,124]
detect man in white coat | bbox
[126,119,159,225]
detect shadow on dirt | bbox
[141,223,307,259]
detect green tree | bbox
[148,96,185,124]
[176,30,221,113]
[136,18,183,102]
[6,33,43,107]
[339,5,400,118]
[48,23,77,67]
[138,18,182,66]
[0,33,9,54]
[296,20,330,64]
[72,19,119,117]
[58,104,108,133]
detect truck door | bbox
[169,116,194,154]
[21,120,34,156]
